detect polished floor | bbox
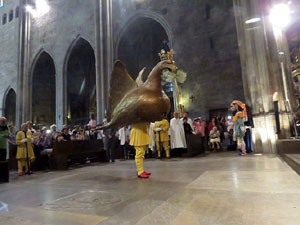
[1,152,300,225]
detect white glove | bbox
[156,127,162,132]
[22,138,27,143]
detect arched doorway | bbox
[32,52,56,126]
[66,38,96,125]
[4,88,16,125]
[117,17,174,117]
[117,17,170,79]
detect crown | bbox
[158,49,175,62]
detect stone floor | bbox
[1,152,300,225]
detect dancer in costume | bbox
[130,122,151,178]
[16,123,35,176]
[154,113,170,159]
[230,100,247,156]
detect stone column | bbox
[56,66,65,129]
[233,0,297,153]
[94,0,114,124]
[16,0,31,127]
[94,0,105,123]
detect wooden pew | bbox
[0,161,9,183]
[50,139,106,170]
[182,134,205,157]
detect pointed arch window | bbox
[2,13,7,25]
[9,10,14,22]
[15,7,19,18]
[205,4,211,20]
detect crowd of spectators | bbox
[0,111,253,177]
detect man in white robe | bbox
[148,122,155,151]
[170,112,187,149]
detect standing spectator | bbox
[0,117,9,161]
[183,117,194,135]
[170,112,187,150]
[8,124,16,145]
[16,123,35,176]
[154,113,170,159]
[148,122,155,153]
[209,126,221,150]
[193,117,206,137]
[226,118,236,150]
[118,126,130,159]
[103,128,117,162]
[88,113,97,129]
[181,112,194,131]
[26,121,36,133]
[193,117,208,151]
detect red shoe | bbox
[166,156,171,159]
[18,172,24,176]
[138,171,149,179]
[144,171,151,176]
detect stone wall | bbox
[112,0,244,119]
[0,0,244,126]
[0,0,19,116]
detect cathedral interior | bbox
[0,0,300,224]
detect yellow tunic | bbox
[130,122,150,147]
[16,131,35,160]
[154,119,170,142]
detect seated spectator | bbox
[38,132,53,157]
[72,125,80,136]
[77,129,86,140]
[56,134,65,142]
[209,126,221,150]
[50,124,60,140]
[85,125,97,140]
[70,134,77,141]
[61,128,71,141]
[183,117,194,135]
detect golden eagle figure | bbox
[100,60,173,129]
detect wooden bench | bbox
[182,134,205,157]
[0,161,9,183]
[50,139,107,170]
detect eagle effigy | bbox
[98,58,175,179]
[100,59,175,129]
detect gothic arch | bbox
[64,36,96,125]
[2,87,16,125]
[30,50,56,125]
[115,10,174,57]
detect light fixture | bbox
[273,92,278,102]
[26,0,50,18]
[245,17,261,24]
[227,115,232,120]
[269,3,291,28]
[46,129,51,134]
